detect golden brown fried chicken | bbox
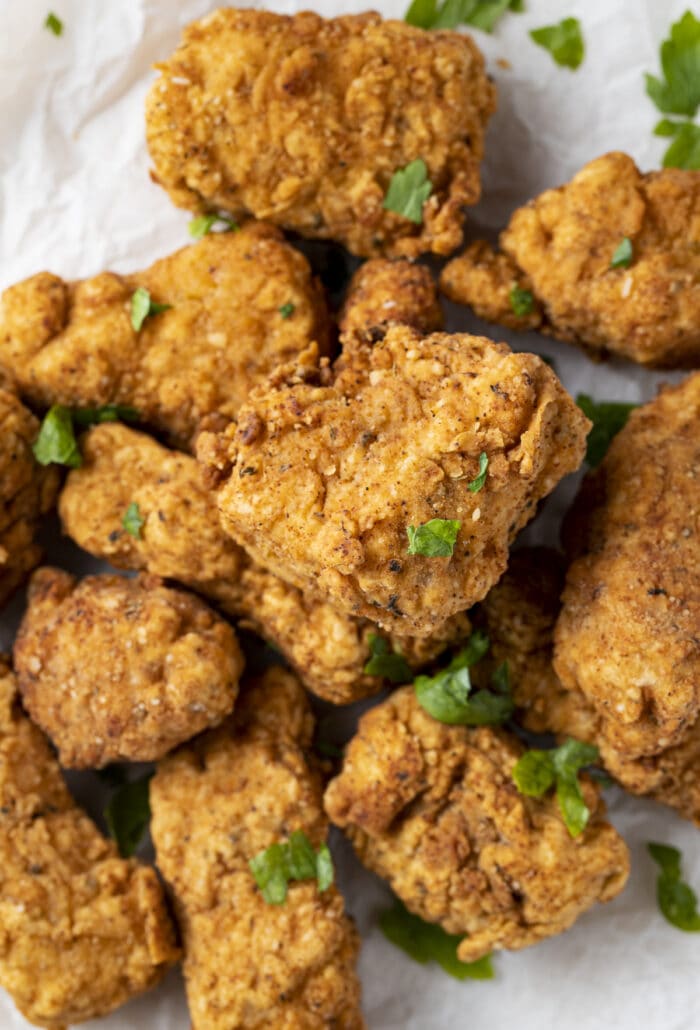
[338,259,443,352]
[0,656,178,1028]
[0,388,58,608]
[59,422,471,704]
[0,224,330,450]
[440,152,700,367]
[13,567,243,769]
[324,686,629,963]
[146,9,496,259]
[198,328,589,638]
[151,666,364,1029]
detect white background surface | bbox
[1,1,699,1028]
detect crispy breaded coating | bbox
[198,328,589,637]
[554,374,700,759]
[13,567,243,769]
[151,666,364,1029]
[145,9,496,259]
[59,422,471,704]
[0,388,58,609]
[0,656,178,1028]
[0,225,330,450]
[441,153,700,367]
[324,686,629,962]
[338,259,443,350]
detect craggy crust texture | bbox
[0,657,178,1029]
[0,388,58,608]
[13,568,243,769]
[59,424,470,705]
[151,667,364,1029]
[441,152,700,367]
[324,687,629,962]
[554,374,700,759]
[0,224,330,450]
[338,259,443,351]
[199,328,589,637]
[145,9,496,259]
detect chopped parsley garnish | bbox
[576,394,638,467]
[188,213,239,239]
[364,634,412,684]
[648,842,700,932]
[414,631,513,726]
[407,518,461,557]
[104,772,153,857]
[656,120,700,170]
[380,897,494,980]
[44,12,63,35]
[467,452,488,493]
[509,285,535,316]
[512,738,599,837]
[249,830,334,904]
[130,287,172,332]
[610,237,633,269]
[383,159,432,224]
[32,405,82,468]
[405,0,522,33]
[279,302,295,319]
[530,17,584,70]
[646,13,700,169]
[122,502,145,539]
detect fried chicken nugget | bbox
[0,656,179,1028]
[13,567,243,768]
[338,259,443,350]
[440,153,700,367]
[0,388,58,609]
[59,422,471,704]
[0,225,330,450]
[151,666,364,1029]
[324,686,629,963]
[145,9,496,259]
[198,329,589,637]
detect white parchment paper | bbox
[1,2,699,1028]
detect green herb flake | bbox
[104,772,153,857]
[645,12,700,118]
[530,17,584,70]
[249,831,334,905]
[512,738,600,837]
[648,842,700,932]
[32,405,82,468]
[576,393,638,467]
[405,0,521,33]
[509,285,535,316]
[380,898,494,980]
[45,12,63,35]
[414,632,513,727]
[407,518,461,557]
[130,287,172,332]
[610,237,633,269]
[364,634,412,684]
[467,452,489,494]
[661,121,700,170]
[279,302,295,319]
[122,502,145,539]
[383,159,432,224]
[188,213,239,239]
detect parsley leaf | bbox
[364,634,412,684]
[513,738,599,837]
[414,632,513,726]
[530,18,584,70]
[249,831,334,905]
[122,502,145,539]
[383,159,432,224]
[467,452,488,493]
[188,213,239,239]
[576,394,638,467]
[645,12,700,117]
[660,120,700,169]
[32,405,82,468]
[104,772,153,857]
[648,842,700,932]
[279,302,295,319]
[405,0,521,33]
[380,898,494,980]
[610,237,633,269]
[509,285,534,316]
[130,287,172,332]
[44,11,63,35]
[407,519,461,557]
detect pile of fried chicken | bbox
[0,8,698,1029]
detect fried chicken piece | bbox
[198,329,589,637]
[324,686,629,963]
[0,388,58,609]
[338,259,443,352]
[0,224,330,450]
[13,567,243,768]
[151,666,364,1029]
[440,152,700,367]
[0,656,178,1028]
[59,422,471,704]
[146,9,496,259]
